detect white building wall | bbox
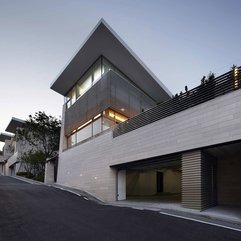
[0,164,3,175]
[4,162,9,176]
[45,161,55,184]
[57,89,241,201]
[7,152,18,170]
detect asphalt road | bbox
[0,176,240,241]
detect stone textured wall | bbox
[57,89,241,202]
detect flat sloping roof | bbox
[0,133,13,142]
[51,19,172,103]
[5,117,25,134]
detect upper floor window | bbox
[67,108,128,148]
[65,56,130,109]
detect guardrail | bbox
[113,67,241,138]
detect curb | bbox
[106,201,241,231]
[10,175,103,204]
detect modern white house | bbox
[0,117,27,176]
[50,19,241,210]
[0,132,14,175]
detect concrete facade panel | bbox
[57,89,241,201]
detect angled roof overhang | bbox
[0,133,13,142]
[51,19,172,103]
[5,117,25,134]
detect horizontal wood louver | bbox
[182,150,217,210]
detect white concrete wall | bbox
[0,163,4,175]
[57,89,241,201]
[6,138,38,176]
[3,140,14,157]
[117,170,126,200]
[7,152,18,170]
[58,131,117,201]
[45,161,55,184]
[4,162,9,176]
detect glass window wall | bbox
[77,124,92,143]
[102,116,116,131]
[67,109,128,148]
[93,117,102,135]
[93,59,102,84]
[77,75,92,98]
[65,57,131,109]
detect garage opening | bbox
[205,141,241,207]
[114,153,182,204]
[126,166,181,203]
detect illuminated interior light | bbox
[115,116,128,122]
[234,67,239,88]
[109,113,115,118]
[121,108,125,112]
[76,119,92,131]
[94,114,101,120]
[108,110,115,117]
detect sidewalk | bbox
[107,200,241,231]
[11,175,241,231]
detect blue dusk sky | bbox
[1,0,241,149]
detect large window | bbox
[67,109,128,148]
[77,75,92,97]
[65,57,130,109]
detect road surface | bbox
[0,176,240,241]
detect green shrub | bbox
[32,173,44,182]
[16,172,28,176]
[16,172,34,178]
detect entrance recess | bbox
[112,153,182,203]
[157,172,163,192]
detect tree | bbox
[17,111,61,179]
[200,72,215,85]
[17,111,61,159]
[20,150,46,177]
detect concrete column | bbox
[182,150,216,210]
[182,150,202,210]
[0,164,3,175]
[117,170,126,201]
[59,104,67,153]
[44,161,55,184]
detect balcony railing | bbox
[113,66,241,138]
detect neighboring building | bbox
[0,117,26,176]
[0,132,14,175]
[50,19,241,210]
